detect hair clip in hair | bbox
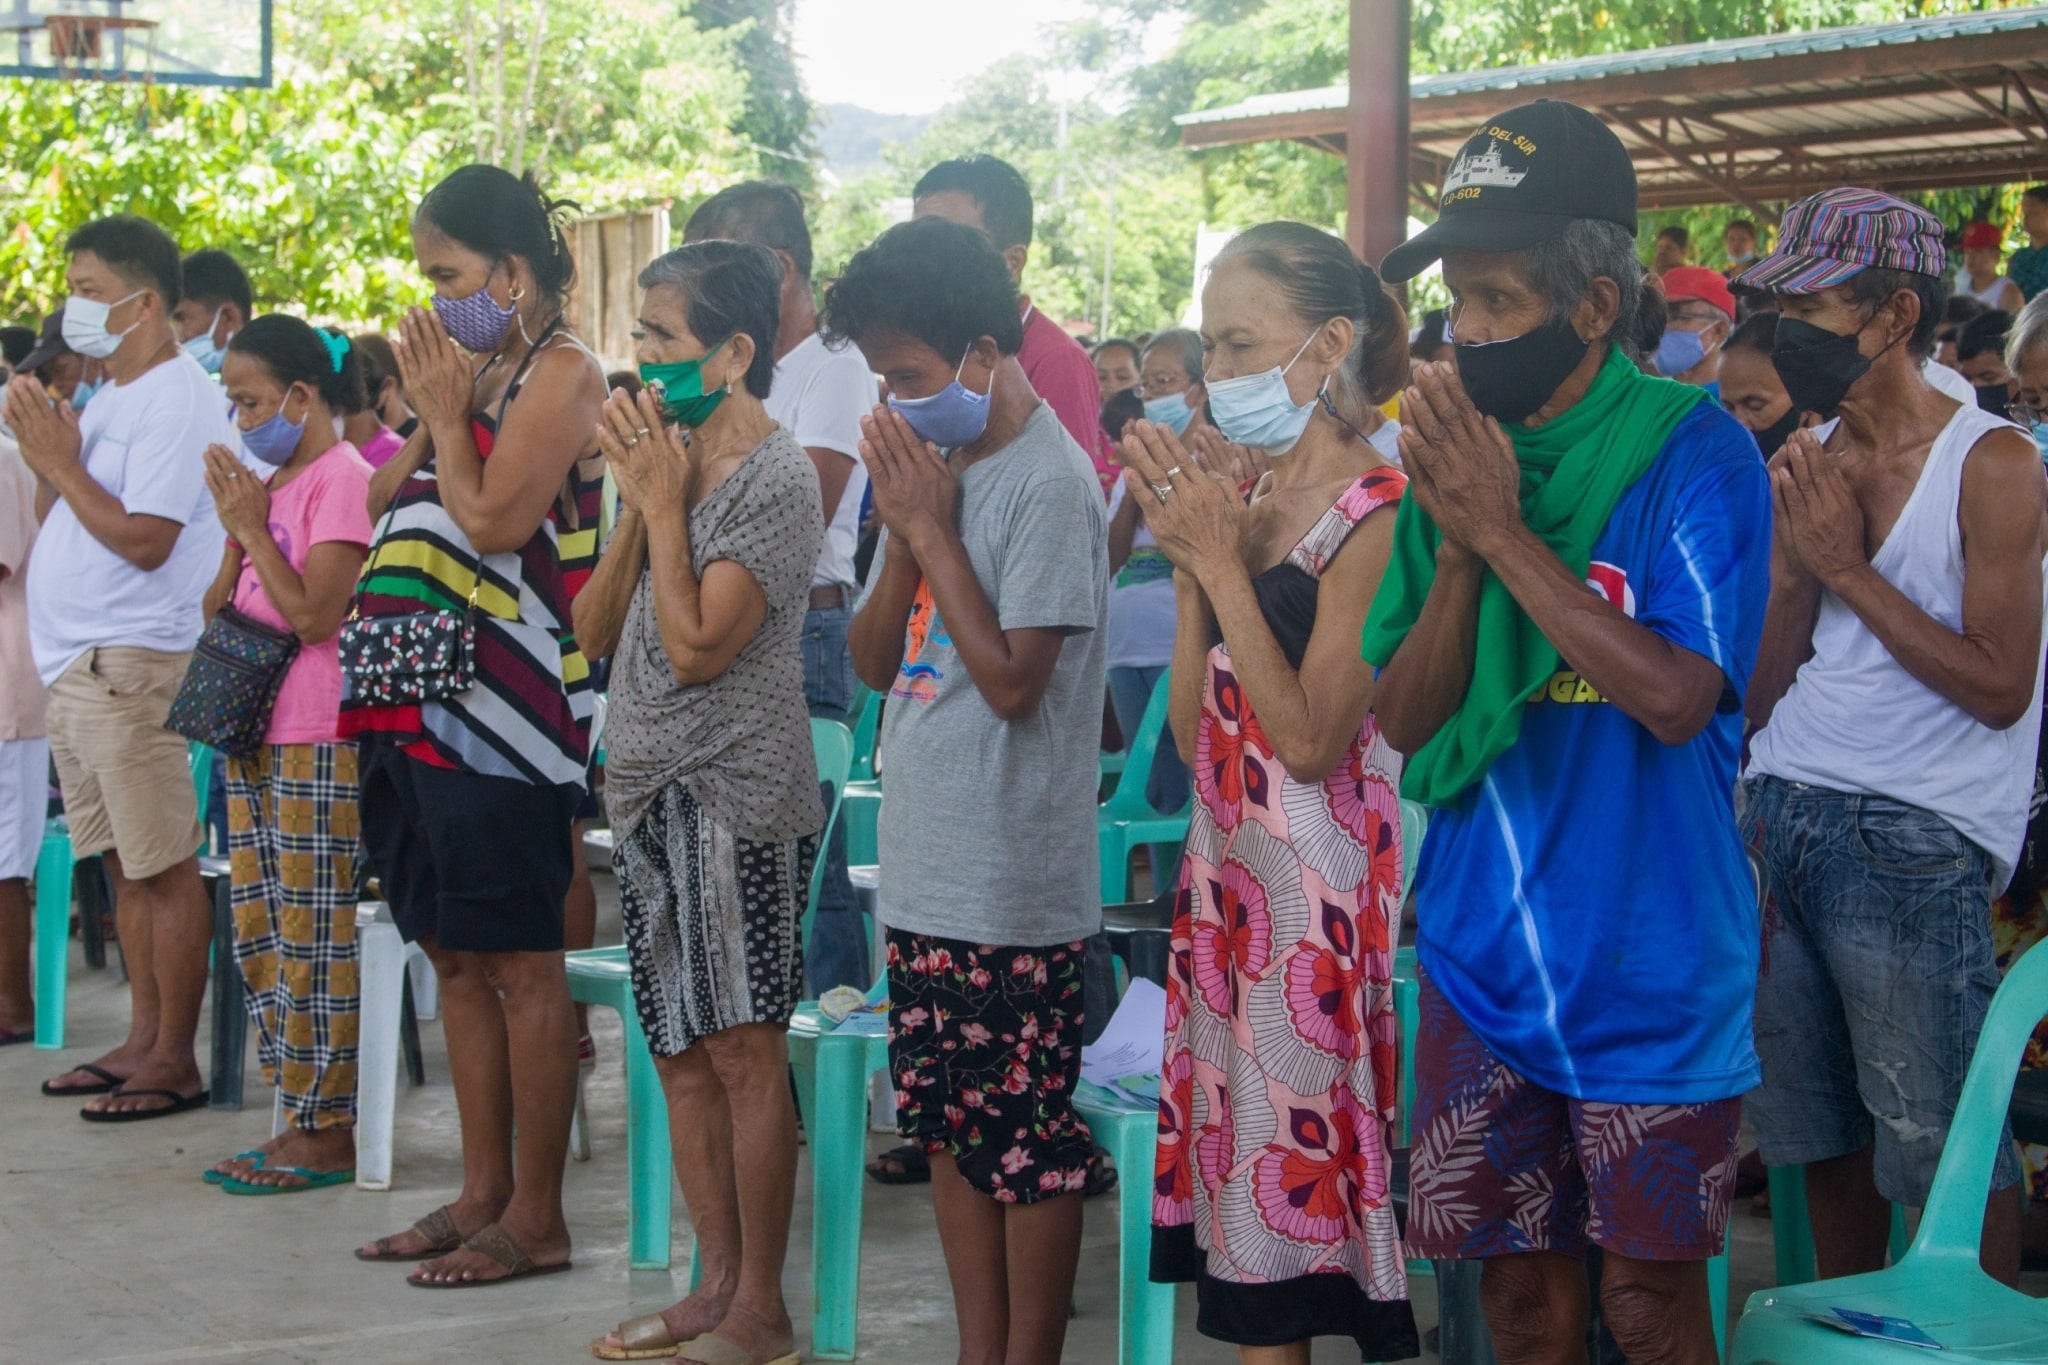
[317,328,351,374]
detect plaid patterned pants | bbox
[225,743,361,1130]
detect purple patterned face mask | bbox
[431,269,517,353]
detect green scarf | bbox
[1360,346,1707,808]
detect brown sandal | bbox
[589,1311,692,1360]
[409,1222,571,1288]
[354,1205,463,1262]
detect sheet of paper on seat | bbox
[1081,978,1166,1086]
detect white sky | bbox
[792,0,1122,116]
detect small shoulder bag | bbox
[166,604,301,758]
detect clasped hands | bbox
[1770,426,1867,586]
[1397,361,1524,560]
[1117,418,1247,581]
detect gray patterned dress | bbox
[605,425,826,1056]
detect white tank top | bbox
[1747,402,2047,888]
[1956,269,2016,308]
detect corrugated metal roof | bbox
[1175,4,2048,127]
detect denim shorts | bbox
[1742,775,2021,1204]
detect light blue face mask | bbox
[1204,331,1319,454]
[1654,326,1712,379]
[2032,421,2048,460]
[69,380,100,409]
[888,346,993,449]
[237,388,306,467]
[1142,390,1197,435]
[183,307,229,375]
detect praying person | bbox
[1718,312,1808,458]
[833,216,1107,1365]
[1654,266,1737,396]
[0,395,42,1046]
[197,317,374,1192]
[1138,221,1419,1363]
[914,155,1115,495]
[10,215,239,1119]
[577,241,823,1365]
[1367,100,1772,1363]
[171,248,252,377]
[682,180,879,998]
[347,165,604,1287]
[1741,187,2047,1290]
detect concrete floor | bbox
[2,871,1795,1365]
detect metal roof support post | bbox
[1348,0,1409,272]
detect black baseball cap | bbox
[1380,100,1638,283]
[18,307,73,372]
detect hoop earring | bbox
[509,286,527,302]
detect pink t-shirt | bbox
[1016,300,1115,497]
[232,442,375,744]
[357,425,404,469]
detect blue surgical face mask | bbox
[183,307,229,375]
[888,347,993,449]
[69,380,100,409]
[238,388,306,467]
[1654,326,1712,379]
[1204,331,1319,454]
[1142,390,1197,434]
[2032,421,2048,460]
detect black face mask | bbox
[1453,313,1592,424]
[1771,312,1897,417]
[1976,383,2013,415]
[1751,404,1803,458]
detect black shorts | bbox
[886,929,1093,1204]
[357,738,581,953]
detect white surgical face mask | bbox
[62,290,144,360]
[1204,331,1320,454]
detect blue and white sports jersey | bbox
[1414,402,1772,1103]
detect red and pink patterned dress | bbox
[1151,465,1415,1355]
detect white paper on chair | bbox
[1081,977,1166,1086]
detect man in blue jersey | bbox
[1364,100,1772,1365]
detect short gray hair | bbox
[1518,219,1649,359]
[2008,291,2048,376]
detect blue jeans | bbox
[803,602,869,993]
[1743,775,2021,1205]
[1106,664,1190,892]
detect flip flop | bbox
[674,1332,801,1365]
[864,1142,930,1185]
[221,1165,354,1195]
[356,1205,464,1262]
[203,1150,268,1185]
[409,1223,571,1289]
[589,1312,693,1360]
[0,1026,32,1046]
[79,1087,209,1122]
[41,1063,125,1097]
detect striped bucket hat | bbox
[1733,187,1947,295]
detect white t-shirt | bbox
[765,331,877,591]
[1923,358,1977,404]
[1105,479,1176,670]
[27,352,234,684]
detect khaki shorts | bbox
[47,647,202,881]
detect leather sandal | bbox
[409,1222,571,1288]
[354,1204,463,1262]
[675,1332,801,1365]
[589,1312,692,1360]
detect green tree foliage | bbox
[693,0,821,189]
[0,0,798,325]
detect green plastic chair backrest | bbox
[801,717,856,949]
[1909,939,2048,1264]
[849,684,881,782]
[187,741,213,826]
[1101,668,1185,820]
[1398,799,1427,904]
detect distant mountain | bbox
[817,102,932,180]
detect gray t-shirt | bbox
[869,403,1109,946]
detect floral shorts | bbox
[886,929,1094,1204]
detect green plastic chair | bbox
[786,999,890,1361]
[564,717,854,1273]
[1389,802,1729,1360]
[33,740,213,1049]
[1731,941,2048,1362]
[839,686,884,870]
[1098,668,1192,903]
[847,684,880,783]
[1073,1079,1177,1365]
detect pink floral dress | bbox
[1151,466,1416,1354]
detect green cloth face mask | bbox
[641,338,731,428]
